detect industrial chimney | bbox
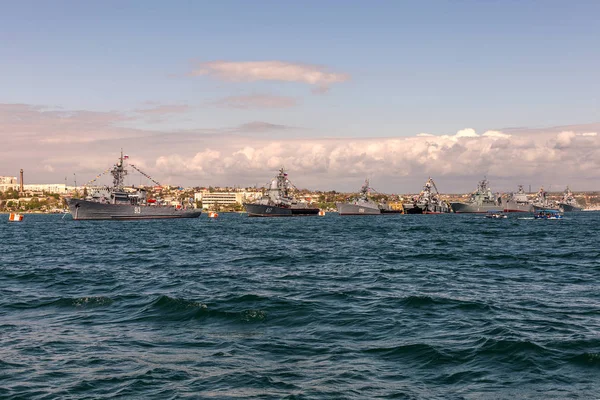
[19,169,24,194]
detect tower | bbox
[19,169,24,194]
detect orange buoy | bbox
[8,213,24,222]
[208,211,218,218]
[318,210,326,216]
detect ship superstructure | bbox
[558,186,582,212]
[532,187,560,212]
[502,185,533,212]
[402,177,451,214]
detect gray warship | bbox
[243,168,320,217]
[532,187,560,212]
[558,186,582,212]
[336,179,398,215]
[66,152,201,220]
[450,178,502,213]
[502,185,533,212]
[402,177,451,214]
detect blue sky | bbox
[1,1,600,190]
[2,1,599,134]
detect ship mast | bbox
[111,150,128,190]
[277,168,290,198]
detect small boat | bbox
[534,209,563,220]
[208,211,219,218]
[485,210,507,219]
[8,213,24,222]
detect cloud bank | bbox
[191,61,350,92]
[151,127,600,191]
[1,103,599,192]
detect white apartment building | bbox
[194,190,261,210]
[23,184,73,194]
[0,176,18,192]
[0,178,78,194]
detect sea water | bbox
[1,213,599,399]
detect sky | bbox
[1,0,599,192]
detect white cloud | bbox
[191,61,350,92]
[150,127,600,190]
[555,131,577,148]
[454,128,479,138]
[482,130,512,139]
[2,103,600,191]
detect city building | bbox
[23,184,74,194]
[194,190,261,210]
[0,176,18,192]
[1,178,79,194]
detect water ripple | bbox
[1,212,599,398]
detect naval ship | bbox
[532,187,560,212]
[243,168,320,217]
[337,179,380,215]
[450,178,502,213]
[558,186,582,212]
[66,152,201,220]
[402,177,451,214]
[502,185,533,212]
[336,179,400,215]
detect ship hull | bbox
[244,203,320,217]
[66,198,202,220]
[559,203,582,212]
[403,204,423,214]
[336,202,381,215]
[532,204,560,212]
[403,203,451,214]
[380,209,403,214]
[450,202,501,213]
[501,199,533,212]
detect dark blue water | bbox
[1,213,599,399]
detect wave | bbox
[50,296,115,308]
[363,343,457,366]
[6,296,114,309]
[569,352,600,367]
[476,338,548,355]
[134,295,268,323]
[399,295,494,312]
